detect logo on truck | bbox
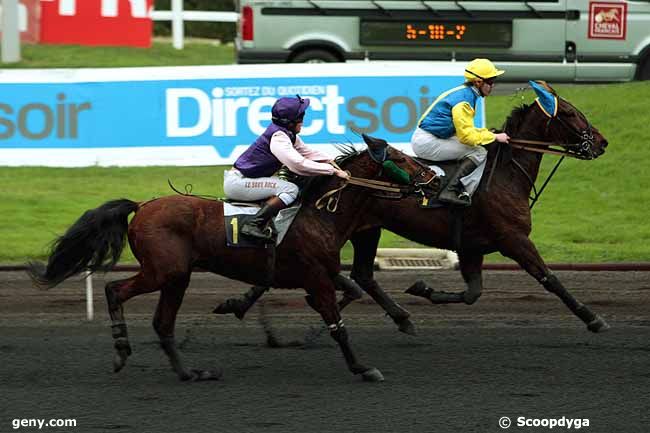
[588,2,627,40]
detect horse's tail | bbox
[27,199,140,289]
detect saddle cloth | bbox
[223,202,301,248]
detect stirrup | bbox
[439,189,471,206]
[457,191,471,204]
[240,224,274,242]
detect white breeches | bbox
[223,169,299,206]
[410,127,488,196]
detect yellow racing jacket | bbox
[418,84,495,147]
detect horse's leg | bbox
[153,277,223,381]
[304,272,384,382]
[105,273,159,373]
[213,285,269,320]
[213,272,360,323]
[499,235,609,333]
[334,274,364,310]
[349,228,416,335]
[406,252,484,305]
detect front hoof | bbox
[587,316,610,333]
[361,368,384,382]
[182,368,224,382]
[113,352,127,373]
[398,318,417,336]
[213,299,247,320]
[405,280,430,298]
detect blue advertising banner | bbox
[0,63,483,166]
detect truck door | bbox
[565,0,642,81]
[492,0,575,81]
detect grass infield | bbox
[1,45,648,264]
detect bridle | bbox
[315,150,438,213]
[505,99,596,209]
[509,98,596,161]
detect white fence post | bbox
[1,0,21,63]
[171,0,184,50]
[85,271,94,321]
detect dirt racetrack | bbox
[1,269,649,433]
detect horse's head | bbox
[359,133,436,187]
[528,81,608,160]
[314,134,437,211]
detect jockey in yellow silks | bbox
[411,58,510,206]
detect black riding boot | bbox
[438,158,478,206]
[240,196,287,242]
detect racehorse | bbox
[27,136,437,383]
[357,81,610,333]
[219,81,611,335]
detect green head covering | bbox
[382,160,411,184]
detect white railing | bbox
[151,0,238,50]
[1,0,21,62]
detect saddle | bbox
[413,157,465,209]
[414,141,506,209]
[222,201,301,249]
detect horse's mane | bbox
[299,143,362,202]
[502,103,531,135]
[333,142,361,165]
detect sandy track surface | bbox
[1,269,649,433]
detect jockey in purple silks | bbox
[224,95,350,242]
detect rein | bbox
[504,97,596,209]
[509,138,590,159]
[511,154,565,209]
[505,139,570,210]
[315,174,409,212]
[315,160,437,212]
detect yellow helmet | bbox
[464,58,505,82]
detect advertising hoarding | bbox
[0,62,482,166]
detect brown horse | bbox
[220,83,610,335]
[27,137,437,382]
[355,84,610,333]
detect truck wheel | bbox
[291,49,340,63]
[639,57,650,80]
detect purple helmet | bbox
[271,95,310,126]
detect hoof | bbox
[361,368,384,382]
[397,318,417,336]
[112,352,127,373]
[405,280,429,298]
[429,290,464,304]
[213,300,247,320]
[112,343,131,373]
[266,334,283,348]
[182,368,223,382]
[587,315,610,333]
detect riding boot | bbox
[438,158,478,206]
[240,196,287,242]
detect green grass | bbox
[483,81,650,263]
[1,41,234,68]
[1,43,648,264]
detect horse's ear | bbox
[529,80,559,117]
[531,80,557,96]
[362,133,388,163]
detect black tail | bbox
[27,199,139,289]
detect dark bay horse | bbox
[363,83,610,332]
[27,137,436,382]
[221,82,610,335]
